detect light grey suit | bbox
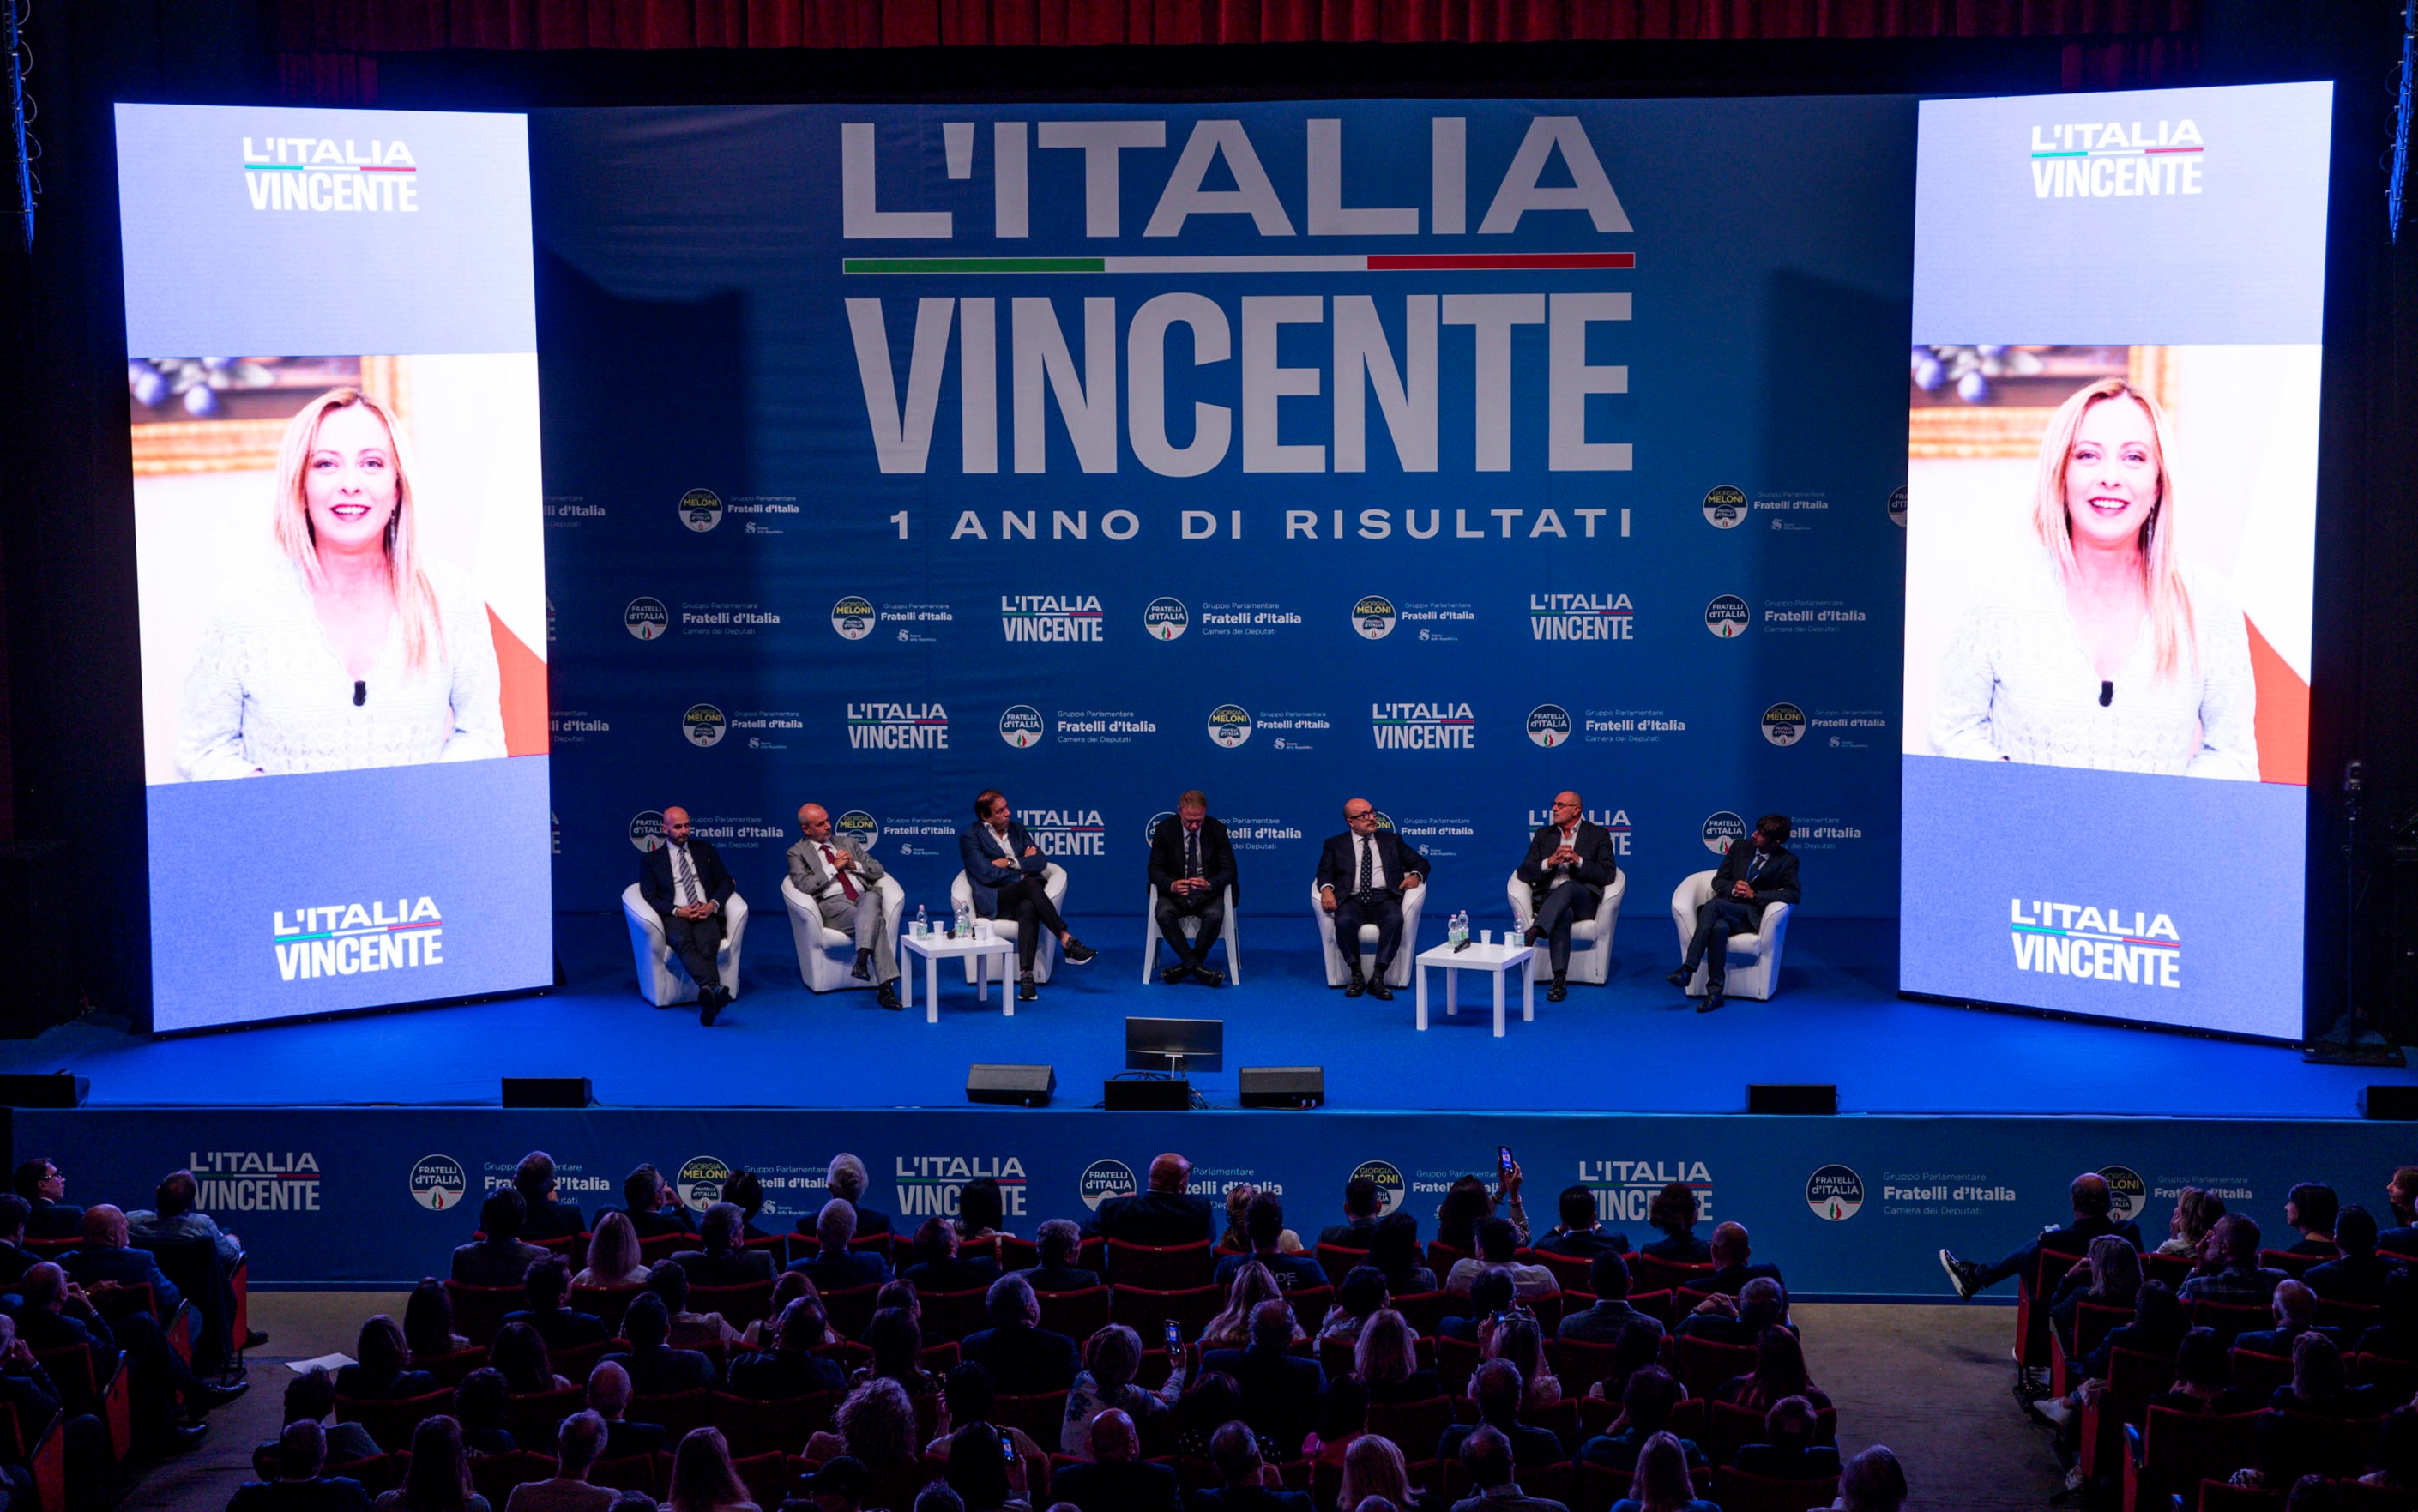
[787,832,896,985]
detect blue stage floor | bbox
[0,912,2403,1117]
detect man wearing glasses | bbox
[1517,792,1621,1003]
[1315,798,1430,1000]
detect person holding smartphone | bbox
[958,1275,1079,1395]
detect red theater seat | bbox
[1106,1239,1214,1288]
[1034,1285,1110,1340]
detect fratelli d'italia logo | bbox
[1806,1165,1864,1221]
[1209,704,1253,747]
[678,1155,732,1212]
[1887,485,1908,528]
[624,597,669,641]
[831,596,877,640]
[1703,485,1747,529]
[409,1154,467,1212]
[1144,597,1190,641]
[1760,702,1806,746]
[1353,1160,1408,1217]
[630,811,667,852]
[1705,595,1750,638]
[1702,812,1746,856]
[1144,812,1176,845]
[678,488,723,533]
[1079,1159,1137,1212]
[1527,705,1571,748]
[999,705,1046,749]
[683,703,728,747]
[1351,595,1397,640]
[835,810,879,852]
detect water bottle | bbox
[956,898,974,939]
[914,903,928,938]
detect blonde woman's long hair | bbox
[271,388,446,672]
[2030,377,2195,680]
[1337,1432,1412,1511]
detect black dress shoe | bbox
[190,1379,249,1412]
[1193,966,1225,988]
[147,1421,208,1453]
[1368,978,1395,1002]
[1343,972,1366,998]
[1667,965,1693,989]
[1525,925,1547,945]
[876,980,901,1010]
[1697,985,1724,1014]
[1018,973,1039,1002]
[851,951,871,980]
[1547,978,1568,1003]
[243,1329,269,1349]
[1161,963,1193,985]
[1061,937,1097,964]
[700,988,723,1026]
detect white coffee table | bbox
[899,931,1017,1023]
[1414,939,1537,1037]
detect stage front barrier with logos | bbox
[533,97,1914,936]
[27,1105,2385,1292]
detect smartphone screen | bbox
[1163,1318,1182,1348]
[1498,1145,1515,1178]
[998,1429,1016,1462]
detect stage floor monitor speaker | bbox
[502,1077,592,1108]
[0,1074,87,1108]
[1239,1066,1325,1108]
[1104,1077,1191,1111]
[2362,1085,2418,1119]
[1748,1083,1837,1115]
[968,1064,1055,1107]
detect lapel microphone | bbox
[353,680,367,707]
[2098,680,2113,707]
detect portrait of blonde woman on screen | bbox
[174,388,505,780]
[1929,376,2258,780]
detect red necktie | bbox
[823,845,859,901]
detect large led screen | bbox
[117,105,552,1030]
[1901,82,2329,1039]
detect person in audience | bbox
[1638,1184,1709,1265]
[1304,1375,1368,1467]
[505,1256,611,1352]
[1611,1430,1710,1512]
[505,1411,616,1512]
[901,1218,1004,1295]
[0,1195,38,1287]
[455,1369,518,1455]
[648,1260,743,1348]
[2270,1333,2383,1417]
[804,1155,893,1242]
[586,1361,666,1459]
[11,1157,79,1240]
[2144,1327,2262,1415]
[1445,1219,1555,1301]
[2159,1187,2227,1257]
[666,1427,759,1512]
[1583,1322,1667,1412]
[229,1419,373,1512]
[2065,1280,2188,1416]
[491,1320,572,1393]
[1578,1368,1705,1475]
[790,1200,892,1292]
[1340,1431,1419,1512]
[2282,1184,2343,1258]
[575,1213,653,1289]
[1734,1395,1840,1481]
[727,1297,847,1398]
[1477,1316,1560,1411]
[1192,1419,1312,1510]
[2049,1234,2140,1355]
[1169,1370,1245,1461]
[2360,1266,2418,1358]
[2380,1167,2418,1258]
[381,1418,486,1512]
[922,1364,1052,1483]
[719,1172,773,1244]
[128,1168,263,1347]
[1828,1445,1907,1512]
[1011,1220,1099,1293]
[455,1188,548,1287]
[340,1316,436,1400]
[858,1306,940,1401]
[1365,1214,1438,1295]
[1700,1222,1783,1298]
[1533,1186,1627,1260]
[603,1295,716,1393]
[21,1259,243,1450]
[807,1376,935,1510]
[1939,1172,2144,1299]
[1437,1360,1558,1471]
[1062,1323,1187,1459]
[2362,1405,2418,1490]
[2237,1280,2344,1357]
[1203,1262,1305,1350]
[1714,1327,1830,1414]
[622,1167,696,1242]
[288,1365,383,1467]
[938,1419,1034,1512]
[672,1203,775,1289]
[62,1202,184,1315]
[1673,1276,1789,1347]
[407,1279,472,1361]
[1219,1185,1306,1257]
[1083,1154,1216,1247]
[2179,1214,2290,1307]
[1215,1195,1325,1292]
[1450,1423,1565,1512]
[1318,1178,1386,1252]
[1433,1177,1505,1256]
[2307,1205,2396,1306]
[1559,1254,1662,1345]
[1049,1408,1179,1511]
[1318,1267,1390,1344]
[512,1153,588,1244]
[871,1280,923,1333]
[1203,1299,1324,1454]
[739,1272,817,1351]
[955,1178,1011,1257]
[1335,1309,1427,1407]
[960,1274,1079,1395]
[1437,1269,1518,1345]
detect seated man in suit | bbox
[501,1256,609,1352]
[1451,1424,1571,1512]
[1444,1219,1558,1301]
[600,1294,716,1394]
[2178,1214,2293,1308]
[639,805,738,1026]
[1149,791,1239,986]
[2236,1279,2346,1357]
[1941,1172,2145,1300]
[60,1203,183,1316]
[959,788,1097,1003]
[1190,1419,1313,1510]
[19,1262,243,1449]
[1517,791,1621,1003]
[620,1165,697,1242]
[1557,1253,1663,1344]
[2306,1205,2397,1306]
[1083,1152,1216,1248]
[1733,1395,1841,1482]
[726,1298,848,1399]
[1667,811,1799,1013]
[1532,1184,1630,1260]
[124,1168,254,1353]
[813,1153,894,1241]
[899,1217,1002,1295]
[503,1411,616,1512]
[510,1152,588,1244]
[1674,1275,1790,1347]
[2282,1184,2343,1259]
[1700,1221,1784,1298]
[1577,1365,1707,1474]
[1011,1220,1100,1292]
[1047,1408,1182,1512]
[1438,1268,1519,1343]
[1214,1194,1327,1293]
[1315,798,1429,1001]
[1315,1177,1384,1253]
[226,1419,371,1512]
[959,1274,1079,1395]
[1204,1300,1325,1457]
[670,1202,775,1289]
[791,802,901,1010]
[13,1157,81,1242]
[789,1199,891,1292]
[1436,1362,1564,1473]
[454,1187,548,1287]
[583,1362,666,1459]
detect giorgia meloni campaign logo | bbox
[1703,485,1747,528]
[242,133,419,212]
[831,596,877,640]
[1353,1160,1408,1217]
[1209,704,1253,747]
[678,1156,732,1211]
[1351,596,1397,640]
[683,703,729,747]
[1760,702,1806,746]
[274,897,443,981]
[835,810,880,851]
[679,488,724,532]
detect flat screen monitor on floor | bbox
[1899,82,2330,1040]
[1126,1016,1225,1073]
[114,105,552,1031]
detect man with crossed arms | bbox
[788,804,901,1010]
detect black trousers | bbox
[1154,889,1226,968]
[1532,880,1601,975]
[992,876,1066,971]
[1683,899,1755,985]
[663,911,725,992]
[1332,893,1405,974]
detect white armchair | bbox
[1140,885,1241,983]
[781,872,907,992]
[622,883,750,1007]
[950,864,1069,983]
[1505,870,1627,985]
[1311,880,1426,988]
[1668,870,1793,1000]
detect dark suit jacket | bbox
[1703,839,1800,928]
[1556,1299,1663,1344]
[1012,1263,1102,1292]
[1701,1262,1784,1298]
[17,1306,115,1379]
[787,1252,891,1291]
[0,1244,37,1287]
[960,1322,1081,1395]
[1532,1225,1630,1259]
[1315,831,1430,899]
[791,1203,893,1241]
[2237,1323,2347,1357]
[1085,1190,1217,1248]
[452,1238,546,1288]
[2284,1238,2342,1259]
[499,1307,609,1352]
[61,1245,183,1316]
[1438,1419,1565,1471]
[2306,1252,2397,1305]
[1734,1443,1842,1480]
[1314,1220,1378,1252]
[960,821,1049,917]
[601,1344,716,1395]
[225,1478,372,1512]
[1213,1251,1327,1293]
[23,1202,81,1242]
[667,1249,775,1288]
[724,1346,847,1399]
[1201,1346,1324,1452]
[1638,1234,1712,1264]
[332,1364,437,1401]
[2380,1223,2418,1258]
[1515,820,1620,908]
[626,1209,696,1241]
[602,1419,666,1459]
[521,1199,586,1244]
[899,1256,1001,1294]
[1189,1486,1315,1512]
[1150,816,1240,907]
[640,836,735,923]
[1052,1458,1184,1512]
